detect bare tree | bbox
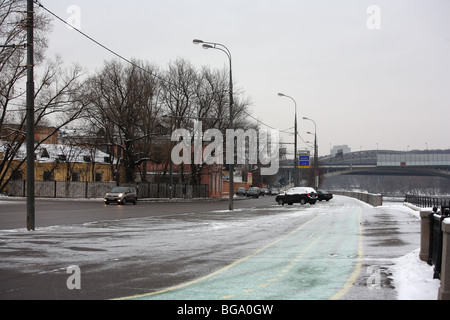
[84,59,160,183]
[84,57,256,186]
[193,66,256,185]
[0,2,87,193]
[160,59,256,185]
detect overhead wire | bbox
[33,1,169,83]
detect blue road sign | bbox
[299,155,310,168]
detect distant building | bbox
[0,124,59,144]
[279,147,287,161]
[298,149,311,156]
[1,124,225,198]
[0,142,116,183]
[331,145,351,157]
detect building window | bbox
[41,148,49,158]
[43,170,54,181]
[72,172,80,182]
[12,169,23,180]
[95,172,103,182]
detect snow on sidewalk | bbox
[390,248,441,300]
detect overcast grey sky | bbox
[43,0,450,156]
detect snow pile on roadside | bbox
[390,248,441,300]
[385,202,441,300]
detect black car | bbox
[236,187,247,196]
[246,187,261,198]
[275,187,318,205]
[270,188,280,195]
[317,190,333,201]
[260,187,270,196]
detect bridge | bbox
[279,149,450,179]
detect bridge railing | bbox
[405,194,450,208]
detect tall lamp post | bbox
[303,117,318,189]
[278,93,298,187]
[2,1,35,230]
[26,0,35,231]
[193,39,234,210]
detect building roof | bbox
[0,142,114,164]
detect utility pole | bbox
[26,0,35,231]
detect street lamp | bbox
[278,93,298,187]
[193,39,234,210]
[26,0,35,231]
[303,117,318,189]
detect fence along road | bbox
[8,180,209,199]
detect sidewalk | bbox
[342,200,440,300]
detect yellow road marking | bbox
[329,209,363,300]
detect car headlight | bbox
[118,193,124,198]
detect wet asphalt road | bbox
[0,195,420,300]
[0,196,266,230]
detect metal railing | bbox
[405,194,450,208]
[8,180,210,199]
[428,206,450,279]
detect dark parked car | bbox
[104,186,137,205]
[317,190,333,201]
[270,188,280,195]
[236,187,247,196]
[246,187,261,198]
[275,187,318,205]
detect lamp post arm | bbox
[202,43,233,127]
[206,42,232,60]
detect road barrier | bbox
[419,206,450,300]
[331,190,382,207]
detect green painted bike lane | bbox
[126,207,362,300]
